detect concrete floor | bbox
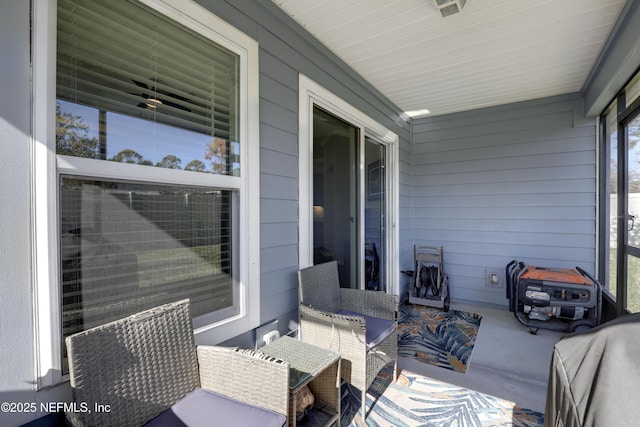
[398,302,566,413]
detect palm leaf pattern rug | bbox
[340,366,544,427]
[398,304,482,373]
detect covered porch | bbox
[1,0,640,425]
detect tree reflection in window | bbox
[55,101,238,175]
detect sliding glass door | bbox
[299,75,398,294]
[364,137,386,291]
[312,107,389,290]
[312,107,360,288]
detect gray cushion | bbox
[337,309,395,349]
[143,388,287,427]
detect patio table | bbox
[260,335,341,427]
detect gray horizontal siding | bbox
[192,0,410,343]
[411,94,597,306]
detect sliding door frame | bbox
[298,74,399,294]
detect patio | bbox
[2,0,640,426]
[400,302,564,414]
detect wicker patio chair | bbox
[65,299,289,427]
[298,260,398,419]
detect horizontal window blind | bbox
[56,0,239,168]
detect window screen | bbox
[60,177,237,370]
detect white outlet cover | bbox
[255,320,278,349]
[485,267,504,288]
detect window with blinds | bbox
[55,0,244,374]
[56,0,240,175]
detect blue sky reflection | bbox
[58,99,239,175]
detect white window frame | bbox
[32,0,260,388]
[298,74,400,295]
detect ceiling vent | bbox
[433,0,467,17]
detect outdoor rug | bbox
[397,304,482,374]
[340,366,544,427]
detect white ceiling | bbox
[271,0,626,117]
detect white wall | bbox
[0,1,38,425]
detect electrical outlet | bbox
[485,268,504,288]
[255,320,279,349]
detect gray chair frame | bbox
[298,260,398,419]
[65,299,289,426]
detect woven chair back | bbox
[298,261,342,313]
[66,299,200,426]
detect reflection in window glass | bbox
[56,0,240,176]
[626,255,640,313]
[56,100,240,174]
[312,106,359,288]
[364,137,386,292]
[627,114,640,249]
[607,101,618,297]
[60,176,236,372]
[627,115,640,312]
